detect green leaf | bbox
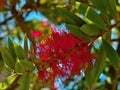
[20,74,30,90]
[103,0,117,18]
[91,0,106,12]
[80,24,103,36]
[15,60,25,74]
[75,2,106,29]
[103,39,120,70]
[20,60,34,71]
[15,45,27,59]
[66,24,91,42]
[91,0,110,24]
[86,46,106,88]
[59,8,85,27]
[24,34,28,53]
[8,38,16,60]
[0,74,17,90]
[1,47,15,69]
[15,60,34,74]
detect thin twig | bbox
[90,19,120,45]
[112,68,120,90]
[0,16,13,26]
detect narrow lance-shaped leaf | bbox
[86,46,106,88]
[15,45,27,59]
[103,0,117,18]
[91,0,110,24]
[20,74,30,90]
[103,39,120,70]
[75,2,106,29]
[20,60,35,71]
[15,60,25,74]
[80,24,103,36]
[66,24,91,42]
[58,8,85,27]
[8,38,16,60]
[1,47,15,69]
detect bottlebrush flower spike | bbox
[31,30,42,38]
[34,30,93,84]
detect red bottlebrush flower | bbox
[41,55,48,62]
[35,31,93,83]
[31,30,42,38]
[38,70,52,81]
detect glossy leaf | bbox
[103,39,120,70]
[0,74,17,90]
[103,0,117,18]
[66,24,91,42]
[1,47,15,69]
[59,8,85,27]
[86,46,106,88]
[20,74,30,90]
[15,45,27,59]
[91,0,110,24]
[15,60,25,73]
[91,0,106,12]
[15,60,34,74]
[75,2,106,29]
[8,38,16,60]
[80,24,103,36]
[20,60,34,71]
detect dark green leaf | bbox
[66,24,91,42]
[80,24,103,36]
[15,45,27,59]
[20,74,30,90]
[103,39,120,70]
[1,47,15,69]
[0,74,17,90]
[24,34,28,53]
[91,0,110,24]
[86,47,106,88]
[8,38,16,60]
[59,8,85,27]
[103,0,117,18]
[75,2,106,29]
[91,0,106,12]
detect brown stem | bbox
[112,68,120,90]
[90,19,120,45]
[9,0,34,42]
[0,16,13,26]
[6,75,21,90]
